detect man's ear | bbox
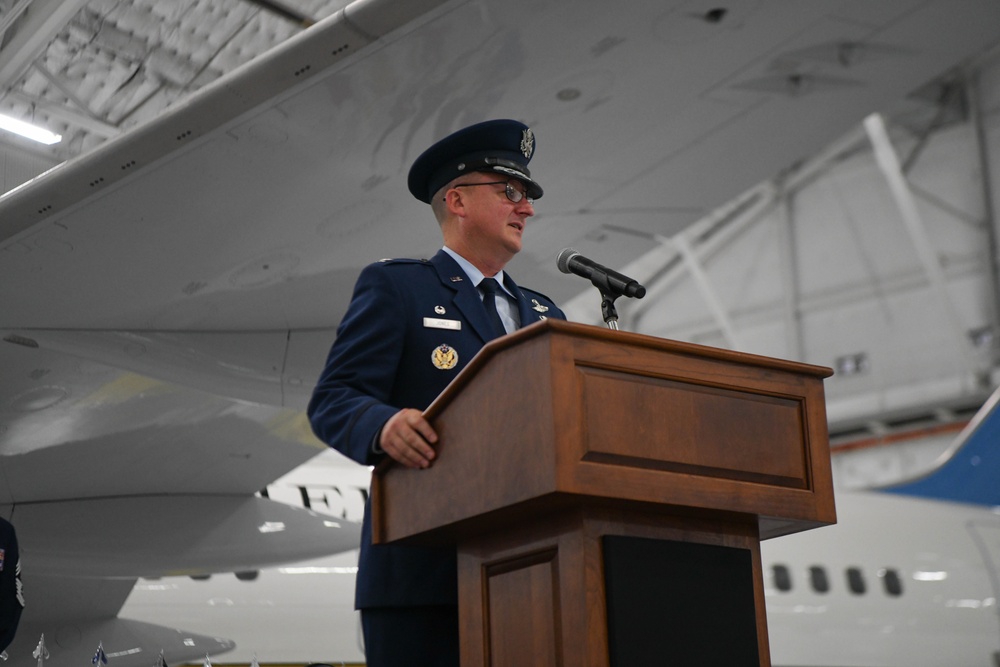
[444,186,469,218]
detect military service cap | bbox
[407,119,543,204]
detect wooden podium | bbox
[371,319,835,666]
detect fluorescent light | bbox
[0,113,62,145]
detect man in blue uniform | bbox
[308,119,565,666]
[0,517,24,654]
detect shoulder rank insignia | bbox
[531,299,549,313]
[432,344,458,370]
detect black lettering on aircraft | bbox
[259,483,367,522]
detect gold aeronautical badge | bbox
[432,343,458,370]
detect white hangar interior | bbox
[1,1,999,666]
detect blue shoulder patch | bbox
[880,389,1000,507]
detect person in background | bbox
[0,516,24,654]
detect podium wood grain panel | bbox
[483,549,560,667]
[577,366,808,487]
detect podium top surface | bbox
[424,320,833,421]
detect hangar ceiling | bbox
[0,0,342,159]
[1,0,998,448]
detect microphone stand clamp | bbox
[590,270,622,331]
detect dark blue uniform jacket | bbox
[308,249,565,608]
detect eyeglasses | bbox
[450,180,533,204]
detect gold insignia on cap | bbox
[434,305,446,315]
[432,344,458,370]
[531,299,549,313]
[521,129,534,159]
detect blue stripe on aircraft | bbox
[880,390,1000,507]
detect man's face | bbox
[454,172,535,259]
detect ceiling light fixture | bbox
[0,113,62,145]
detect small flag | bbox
[202,655,212,667]
[33,634,49,667]
[154,650,168,667]
[92,643,107,665]
[249,655,259,667]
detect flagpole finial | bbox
[33,634,50,667]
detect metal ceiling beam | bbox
[29,61,101,123]
[967,67,1000,367]
[241,0,317,27]
[668,233,740,349]
[863,112,978,373]
[0,0,33,44]
[628,182,778,327]
[776,188,804,361]
[6,90,119,138]
[0,0,89,89]
[649,259,983,346]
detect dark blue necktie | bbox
[479,277,507,339]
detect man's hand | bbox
[379,408,439,469]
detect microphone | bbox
[556,248,646,299]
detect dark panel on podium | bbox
[603,536,759,666]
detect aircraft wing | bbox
[2,0,1000,665]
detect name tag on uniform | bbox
[423,317,462,331]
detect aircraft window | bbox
[879,568,904,596]
[772,564,792,592]
[809,566,830,593]
[846,567,866,594]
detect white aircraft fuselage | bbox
[115,455,1000,667]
